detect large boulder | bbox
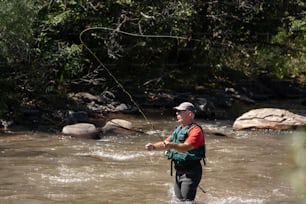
[233,108,306,130]
[62,123,100,139]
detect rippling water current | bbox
[0,113,304,204]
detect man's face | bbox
[175,110,192,124]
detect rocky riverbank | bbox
[1,74,306,133]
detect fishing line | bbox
[79,27,151,128]
[79,26,201,143]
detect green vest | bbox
[166,124,205,162]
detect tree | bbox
[0,0,34,116]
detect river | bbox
[0,103,305,204]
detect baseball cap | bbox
[173,102,196,113]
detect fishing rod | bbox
[198,185,207,194]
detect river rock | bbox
[101,119,133,134]
[233,108,306,130]
[62,123,100,139]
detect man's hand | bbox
[145,143,155,151]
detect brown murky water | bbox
[0,111,304,204]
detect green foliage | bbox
[281,17,306,84]
[253,16,306,84]
[31,0,90,93]
[0,0,306,115]
[0,0,34,67]
[0,0,35,117]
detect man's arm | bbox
[165,142,193,152]
[145,140,193,152]
[145,141,166,151]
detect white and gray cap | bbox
[173,102,196,113]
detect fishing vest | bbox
[165,123,206,162]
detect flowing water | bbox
[0,107,305,204]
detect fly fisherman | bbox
[145,102,206,203]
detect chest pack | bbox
[165,123,206,163]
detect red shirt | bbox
[165,125,205,149]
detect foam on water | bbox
[40,165,94,184]
[145,129,162,135]
[93,150,147,161]
[207,196,265,204]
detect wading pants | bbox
[174,162,202,201]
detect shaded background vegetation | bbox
[0,0,305,116]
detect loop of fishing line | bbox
[79,27,155,129]
[79,26,198,148]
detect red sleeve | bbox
[164,135,171,143]
[185,126,205,149]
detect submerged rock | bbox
[101,119,135,134]
[233,108,306,130]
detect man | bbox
[145,102,205,203]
